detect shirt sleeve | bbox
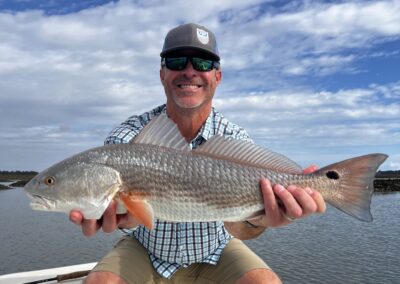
[104,117,143,145]
[231,126,253,143]
[104,104,166,145]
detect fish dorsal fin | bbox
[194,135,303,174]
[132,113,190,151]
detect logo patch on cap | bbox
[196,28,209,45]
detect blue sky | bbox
[0,0,399,171]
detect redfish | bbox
[24,114,388,229]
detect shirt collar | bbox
[164,106,216,145]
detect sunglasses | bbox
[162,56,220,72]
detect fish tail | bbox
[315,153,388,222]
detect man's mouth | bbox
[177,84,201,89]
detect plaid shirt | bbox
[105,104,251,278]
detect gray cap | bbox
[160,23,220,61]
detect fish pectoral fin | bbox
[119,192,154,229]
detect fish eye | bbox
[44,176,56,186]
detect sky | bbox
[0,0,399,171]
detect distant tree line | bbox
[0,171,38,175]
[375,170,400,178]
[0,171,38,181]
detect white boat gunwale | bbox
[0,262,96,284]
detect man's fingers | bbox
[260,178,280,220]
[310,189,326,213]
[259,176,326,229]
[303,165,318,174]
[69,200,132,237]
[260,178,276,209]
[69,210,84,225]
[273,184,303,219]
[69,209,99,237]
[287,186,317,216]
[102,201,118,233]
[82,219,101,237]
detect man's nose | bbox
[181,60,197,76]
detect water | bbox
[245,192,400,284]
[1,185,399,283]
[0,185,120,275]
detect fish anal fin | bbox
[119,192,154,229]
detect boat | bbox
[0,263,95,284]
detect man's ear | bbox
[160,68,166,85]
[215,68,222,86]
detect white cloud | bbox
[272,1,400,37]
[287,54,356,76]
[390,160,400,170]
[0,0,399,171]
[219,0,400,79]
[213,82,400,169]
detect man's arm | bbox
[224,166,326,240]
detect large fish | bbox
[25,114,388,229]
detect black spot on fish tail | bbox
[316,153,388,222]
[326,171,340,180]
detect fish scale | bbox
[112,145,262,221]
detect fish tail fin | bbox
[315,153,388,222]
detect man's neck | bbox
[166,104,211,142]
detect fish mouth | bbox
[27,193,56,211]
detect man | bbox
[70,23,326,284]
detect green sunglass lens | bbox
[165,57,215,71]
[192,58,213,71]
[166,57,187,70]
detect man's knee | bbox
[84,271,128,284]
[236,268,282,284]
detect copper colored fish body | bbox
[24,114,388,229]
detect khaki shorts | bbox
[93,237,270,284]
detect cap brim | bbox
[160,46,220,61]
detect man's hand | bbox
[69,200,139,237]
[248,165,326,228]
[224,165,326,239]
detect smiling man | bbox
[70,23,325,284]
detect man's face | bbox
[160,50,222,111]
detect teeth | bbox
[179,84,200,89]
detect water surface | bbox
[0,186,399,283]
[245,192,400,283]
